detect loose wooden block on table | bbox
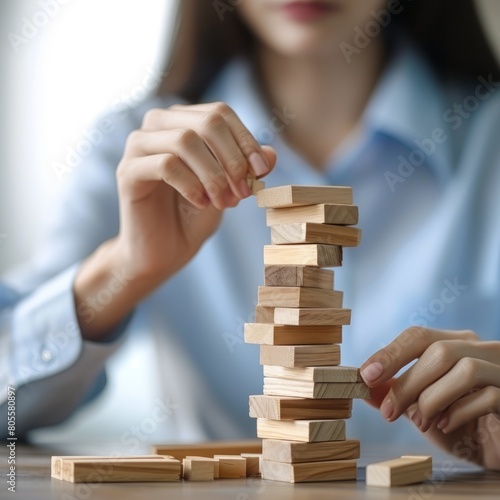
[249,395,352,420]
[240,453,261,477]
[366,455,433,487]
[260,344,341,367]
[51,455,170,480]
[264,244,343,267]
[182,458,215,481]
[263,365,361,383]
[262,438,360,463]
[257,185,353,208]
[213,455,247,478]
[185,456,220,478]
[264,265,334,289]
[257,418,345,443]
[254,306,275,323]
[271,223,362,247]
[274,307,351,326]
[264,377,370,399]
[151,440,261,460]
[244,323,342,345]
[257,286,343,308]
[61,458,181,483]
[261,459,357,483]
[266,203,359,226]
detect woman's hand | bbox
[360,327,500,470]
[74,102,276,339]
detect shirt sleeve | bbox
[0,104,146,438]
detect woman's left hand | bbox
[360,327,500,470]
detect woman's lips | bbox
[279,1,341,22]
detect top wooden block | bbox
[257,185,353,208]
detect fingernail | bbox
[380,398,394,421]
[411,410,422,429]
[360,362,384,384]
[238,179,252,198]
[249,152,269,177]
[437,417,448,431]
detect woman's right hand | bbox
[74,102,276,339]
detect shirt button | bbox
[40,348,53,363]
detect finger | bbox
[363,378,395,409]
[126,129,237,210]
[118,153,210,209]
[142,108,252,198]
[360,327,478,387]
[261,146,277,177]
[437,386,500,434]
[170,102,272,177]
[379,340,497,422]
[415,359,500,428]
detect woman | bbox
[1,0,499,468]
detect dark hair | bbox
[157,0,500,102]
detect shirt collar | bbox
[203,41,453,182]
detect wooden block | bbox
[257,286,343,308]
[274,307,351,326]
[366,456,433,487]
[249,395,352,420]
[151,440,261,460]
[261,459,357,483]
[240,453,261,477]
[271,223,362,247]
[257,185,353,208]
[260,344,340,367]
[264,244,342,267]
[266,203,359,226]
[262,439,360,463]
[264,265,334,289]
[213,455,247,478]
[256,418,345,443]
[62,458,181,483]
[263,365,362,383]
[182,458,214,481]
[244,323,342,345]
[247,178,265,194]
[254,306,275,323]
[185,456,220,478]
[264,377,370,399]
[51,455,169,480]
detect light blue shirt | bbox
[1,42,499,448]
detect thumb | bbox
[365,378,396,409]
[259,146,277,178]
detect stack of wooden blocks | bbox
[244,185,370,483]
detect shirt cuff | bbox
[9,263,127,388]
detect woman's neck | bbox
[256,41,387,169]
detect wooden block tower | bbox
[245,185,369,483]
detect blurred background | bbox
[0,0,499,446]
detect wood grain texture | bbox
[257,185,353,208]
[264,265,334,289]
[263,244,343,267]
[263,378,370,399]
[240,453,261,477]
[266,203,359,226]
[213,455,247,478]
[244,323,342,345]
[261,459,357,483]
[257,286,343,308]
[254,306,275,323]
[182,458,215,481]
[256,418,346,443]
[366,456,433,487]
[263,365,362,383]
[271,223,362,247]
[274,307,351,326]
[262,439,360,463]
[62,458,181,483]
[151,441,261,459]
[260,344,341,367]
[249,395,352,420]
